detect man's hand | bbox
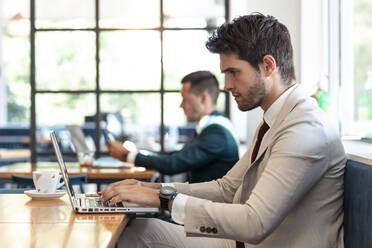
[108,141,129,161]
[99,179,161,190]
[99,179,161,207]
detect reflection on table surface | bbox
[0,194,129,248]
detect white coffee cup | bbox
[32,171,64,194]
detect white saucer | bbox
[24,189,66,200]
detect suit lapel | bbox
[254,84,305,163]
[240,84,307,203]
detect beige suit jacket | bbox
[175,84,346,248]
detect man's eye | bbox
[230,71,237,77]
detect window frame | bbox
[29,0,230,162]
[329,0,372,138]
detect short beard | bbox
[238,76,266,112]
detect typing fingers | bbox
[99,188,116,203]
[99,179,139,196]
[100,183,134,203]
[108,193,127,206]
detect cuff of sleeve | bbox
[171,193,188,225]
[161,183,176,189]
[127,151,138,164]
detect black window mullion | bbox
[224,0,230,118]
[160,0,165,152]
[95,0,101,157]
[30,0,37,163]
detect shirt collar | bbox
[263,84,297,128]
[196,114,211,135]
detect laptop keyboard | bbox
[78,197,123,208]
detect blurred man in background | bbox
[108,70,239,183]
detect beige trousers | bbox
[117,218,235,248]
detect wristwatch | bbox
[159,185,178,211]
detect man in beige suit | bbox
[100,13,346,248]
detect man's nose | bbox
[224,79,233,92]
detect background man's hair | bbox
[206,13,296,84]
[181,71,219,104]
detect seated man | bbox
[108,71,239,183]
[100,14,346,248]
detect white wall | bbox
[229,0,325,146]
[300,0,328,94]
[229,0,302,147]
[241,0,302,84]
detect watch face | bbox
[161,186,176,195]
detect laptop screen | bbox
[50,131,75,198]
[66,125,90,153]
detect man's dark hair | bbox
[206,13,296,84]
[181,71,219,104]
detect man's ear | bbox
[200,92,209,104]
[261,54,276,77]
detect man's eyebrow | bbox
[221,67,236,73]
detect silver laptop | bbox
[50,130,159,214]
[66,125,131,169]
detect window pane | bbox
[216,91,226,113]
[36,31,96,90]
[36,94,96,126]
[341,0,372,137]
[100,31,161,90]
[0,4,31,126]
[35,0,94,29]
[163,30,223,90]
[163,0,225,28]
[164,93,186,151]
[0,0,31,155]
[353,0,372,137]
[36,93,96,152]
[164,93,185,126]
[1,1,30,127]
[100,0,160,28]
[100,93,161,151]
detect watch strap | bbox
[159,191,178,211]
[160,196,168,211]
[167,192,178,211]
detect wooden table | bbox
[0,194,130,248]
[0,162,156,188]
[0,161,155,179]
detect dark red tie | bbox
[236,121,270,248]
[251,121,270,163]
